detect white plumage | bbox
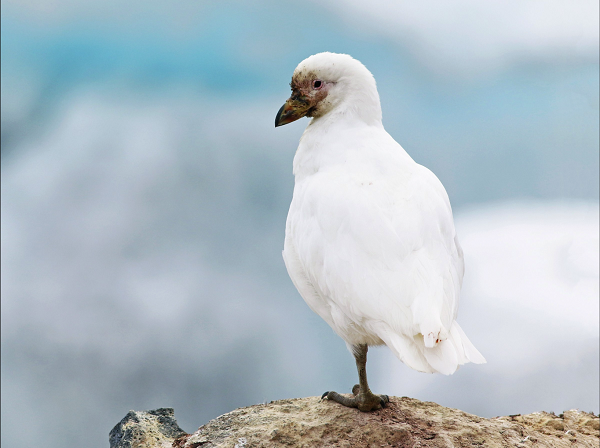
[278,52,485,382]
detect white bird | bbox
[275,52,486,412]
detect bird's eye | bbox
[313,80,323,90]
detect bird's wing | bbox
[286,159,463,348]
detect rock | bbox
[109,407,187,448]
[111,397,600,448]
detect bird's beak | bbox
[275,96,311,127]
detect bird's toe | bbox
[380,395,389,408]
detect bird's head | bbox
[275,52,382,128]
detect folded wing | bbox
[285,160,485,374]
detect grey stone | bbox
[109,407,187,448]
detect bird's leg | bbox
[321,344,389,412]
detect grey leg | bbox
[322,344,389,412]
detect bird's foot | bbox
[321,385,389,412]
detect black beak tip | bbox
[275,104,286,128]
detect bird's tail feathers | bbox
[450,321,486,365]
[376,328,435,374]
[420,322,486,375]
[376,321,485,375]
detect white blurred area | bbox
[373,202,599,416]
[459,202,598,339]
[326,0,599,76]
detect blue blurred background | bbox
[1,1,598,447]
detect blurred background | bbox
[1,1,598,447]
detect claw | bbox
[380,395,389,408]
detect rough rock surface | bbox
[110,407,187,448]
[112,397,600,448]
